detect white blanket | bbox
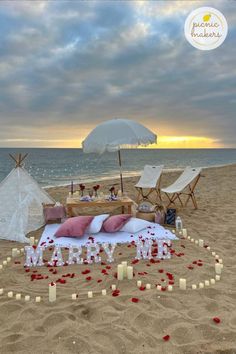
[39,223,178,247]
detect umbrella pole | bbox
[118,150,124,193]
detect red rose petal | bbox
[163,335,170,341]
[213,317,221,324]
[86,276,92,281]
[131,297,139,303]
[82,269,91,275]
[139,286,146,291]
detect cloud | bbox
[0,0,235,147]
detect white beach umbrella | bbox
[82,118,157,192]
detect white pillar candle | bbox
[88,291,93,298]
[7,257,11,262]
[220,264,223,270]
[35,296,41,302]
[195,240,199,245]
[215,263,222,275]
[172,229,175,234]
[157,285,162,291]
[127,266,133,280]
[215,255,219,260]
[16,293,21,300]
[8,291,13,298]
[179,278,186,290]
[207,246,211,251]
[102,289,107,296]
[3,260,7,266]
[215,275,220,281]
[199,282,204,289]
[12,248,18,257]
[182,229,187,237]
[212,252,216,256]
[146,284,151,290]
[192,284,197,290]
[25,295,30,302]
[117,264,124,281]
[0,265,3,270]
[168,285,173,291]
[16,250,20,255]
[219,259,223,264]
[204,280,210,286]
[187,236,191,240]
[72,294,77,300]
[49,282,56,302]
[0,289,3,295]
[20,248,25,253]
[137,280,142,287]
[199,239,204,247]
[179,231,182,235]
[111,284,116,290]
[121,261,127,277]
[191,238,194,243]
[210,278,216,285]
[29,237,35,246]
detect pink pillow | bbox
[54,216,94,238]
[103,214,131,233]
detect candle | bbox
[88,291,93,298]
[168,285,173,291]
[207,246,211,251]
[191,284,197,290]
[187,236,191,240]
[0,289,3,295]
[210,278,216,285]
[3,260,7,266]
[191,238,194,242]
[72,294,77,300]
[49,282,56,302]
[157,285,162,291]
[179,278,186,290]
[35,239,38,244]
[8,291,13,298]
[137,280,142,287]
[12,248,18,257]
[7,257,11,262]
[172,229,176,234]
[16,294,21,300]
[212,252,216,256]
[195,240,199,245]
[127,266,133,280]
[182,229,187,237]
[199,282,204,289]
[179,231,182,235]
[215,255,219,260]
[215,275,220,281]
[146,284,151,290]
[29,237,35,246]
[20,248,24,253]
[121,261,127,278]
[111,284,116,290]
[220,264,224,270]
[0,265,3,270]
[204,280,210,286]
[215,263,222,275]
[117,190,122,197]
[219,259,223,264]
[25,295,30,302]
[117,264,124,280]
[35,296,41,303]
[102,289,107,296]
[16,250,20,255]
[198,239,204,247]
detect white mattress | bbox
[39,222,178,247]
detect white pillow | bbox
[120,217,151,233]
[85,214,109,234]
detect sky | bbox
[0,0,235,149]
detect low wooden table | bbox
[66,197,133,217]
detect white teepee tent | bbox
[0,154,55,243]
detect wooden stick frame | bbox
[9,153,28,168]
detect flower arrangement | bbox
[79,184,85,197]
[93,184,100,197]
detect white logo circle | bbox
[184,7,228,50]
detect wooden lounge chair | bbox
[161,167,202,209]
[135,165,164,204]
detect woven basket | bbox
[136,211,155,222]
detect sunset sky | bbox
[0,1,235,148]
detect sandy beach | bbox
[0,164,236,354]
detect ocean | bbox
[0,148,235,187]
